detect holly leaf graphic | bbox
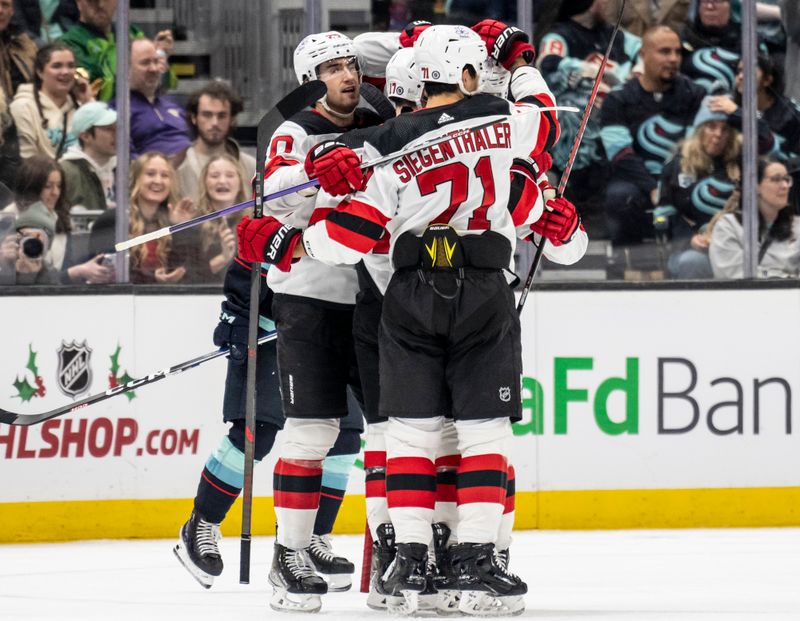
[13,376,37,402]
[25,345,38,376]
[119,370,136,401]
[110,344,122,376]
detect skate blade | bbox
[270,587,322,613]
[458,591,525,617]
[435,590,461,616]
[319,572,352,592]
[387,590,439,617]
[173,543,214,589]
[367,588,388,610]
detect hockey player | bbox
[236,25,586,615]
[251,30,388,613]
[173,257,363,591]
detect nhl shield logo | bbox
[498,386,511,403]
[57,340,93,397]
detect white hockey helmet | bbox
[413,25,487,96]
[482,58,510,98]
[293,31,358,84]
[384,48,424,107]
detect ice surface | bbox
[1,529,799,620]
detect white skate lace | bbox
[195,518,221,557]
[309,534,337,563]
[286,548,319,579]
[492,550,520,582]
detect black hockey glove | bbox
[213,311,249,365]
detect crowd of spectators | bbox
[1,0,799,286]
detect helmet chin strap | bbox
[319,94,355,119]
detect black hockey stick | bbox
[239,80,326,585]
[516,0,626,315]
[0,333,277,427]
[359,82,396,121]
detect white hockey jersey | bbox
[303,68,587,284]
[262,108,383,305]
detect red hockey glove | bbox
[471,19,535,70]
[399,20,432,47]
[304,141,365,196]
[530,196,580,246]
[236,215,302,272]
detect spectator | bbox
[113,38,190,160]
[9,42,92,159]
[193,154,244,281]
[604,0,691,37]
[60,99,116,211]
[4,154,113,283]
[600,25,706,246]
[0,0,36,97]
[91,152,195,283]
[709,156,800,278]
[0,84,20,191]
[0,200,60,284]
[781,0,800,101]
[12,0,79,45]
[680,0,742,92]
[711,56,800,161]
[538,0,641,237]
[656,96,741,278]
[174,81,255,203]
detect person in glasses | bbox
[709,156,800,278]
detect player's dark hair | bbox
[423,64,477,98]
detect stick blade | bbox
[0,408,20,425]
[359,82,395,121]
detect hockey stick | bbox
[116,105,578,253]
[515,0,626,315]
[0,333,277,427]
[359,82,396,121]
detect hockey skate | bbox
[366,523,396,611]
[450,543,526,617]
[269,542,328,613]
[173,511,222,589]
[428,522,460,616]
[382,542,429,616]
[308,533,354,592]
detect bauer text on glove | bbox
[471,19,535,70]
[236,215,302,272]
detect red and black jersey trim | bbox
[325,199,389,253]
[507,158,542,227]
[516,93,560,154]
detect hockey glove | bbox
[471,19,535,70]
[213,314,248,365]
[304,141,365,196]
[531,196,580,246]
[399,20,432,48]
[236,215,302,272]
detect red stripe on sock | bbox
[387,456,436,476]
[435,454,461,469]
[364,450,386,470]
[436,483,457,503]
[201,471,240,498]
[459,454,507,474]
[457,485,506,506]
[274,489,321,510]
[274,459,322,478]
[386,489,436,509]
[366,480,386,498]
